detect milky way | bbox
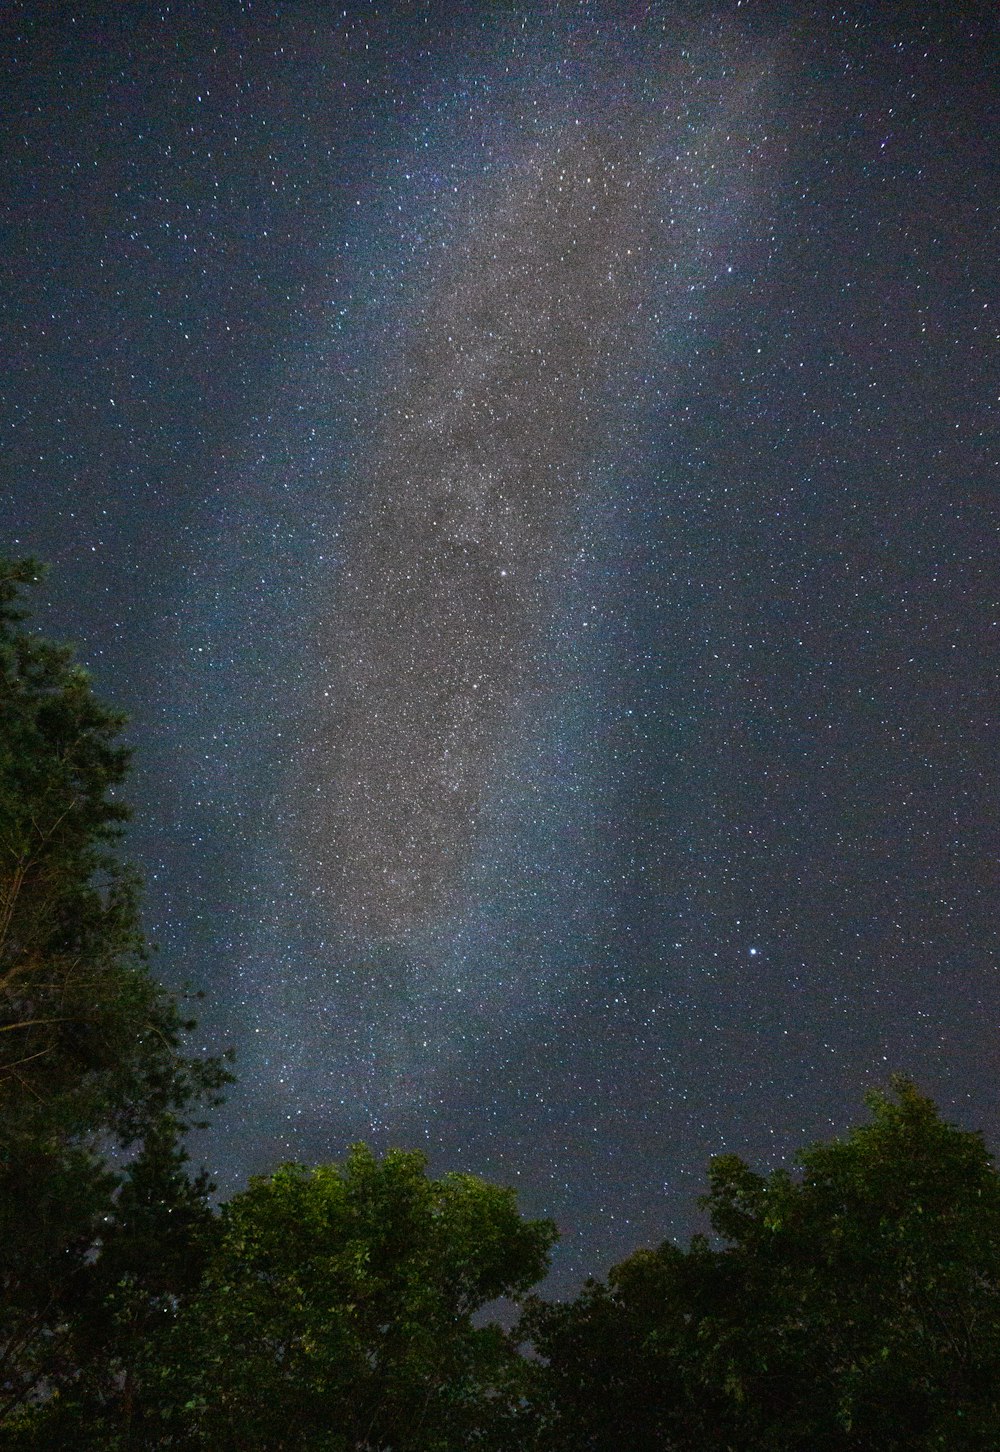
[304,54,765,940]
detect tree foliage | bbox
[156,1145,556,1450]
[522,1078,1000,1450]
[0,558,225,1138]
[0,558,230,1431]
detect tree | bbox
[4,1126,221,1450]
[0,556,208,1133]
[518,1235,731,1452]
[522,1080,1000,1451]
[157,1145,557,1451]
[0,558,229,1431]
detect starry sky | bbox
[3,1,997,1294]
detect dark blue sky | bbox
[3,1,997,1293]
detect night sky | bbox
[3,2,997,1294]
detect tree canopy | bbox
[0,558,229,1431]
[0,557,227,1143]
[150,1146,556,1450]
[522,1078,1000,1450]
